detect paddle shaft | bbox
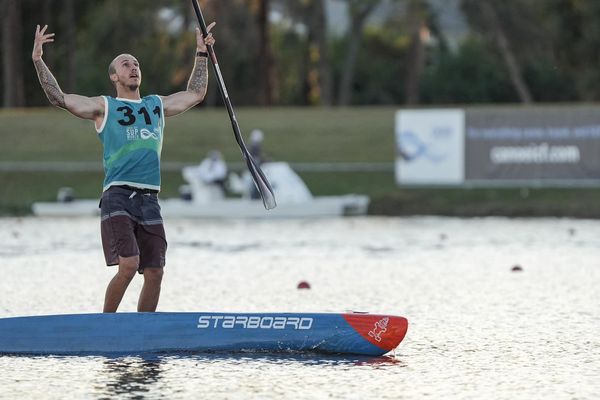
[191,0,276,210]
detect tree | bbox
[42,0,56,68]
[478,0,532,103]
[462,0,534,103]
[308,0,332,105]
[2,0,26,107]
[254,0,278,105]
[404,0,429,105]
[541,0,600,101]
[64,0,77,93]
[338,0,381,106]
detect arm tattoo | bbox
[187,56,208,95]
[33,59,66,109]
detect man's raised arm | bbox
[32,25,103,122]
[161,22,216,117]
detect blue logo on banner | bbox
[397,131,446,163]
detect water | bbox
[0,216,598,399]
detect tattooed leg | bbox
[34,59,66,108]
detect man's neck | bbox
[116,87,141,100]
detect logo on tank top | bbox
[126,127,160,141]
[140,128,160,140]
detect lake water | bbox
[0,216,598,399]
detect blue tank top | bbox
[97,95,164,191]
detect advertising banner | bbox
[395,106,600,186]
[395,109,465,185]
[465,106,600,183]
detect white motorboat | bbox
[32,162,369,218]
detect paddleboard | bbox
[0,312,408,356]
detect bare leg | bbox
[137,267,164,312]
[103,255,139,313]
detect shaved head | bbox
[108,53,138,76]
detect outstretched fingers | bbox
[40,35,55,44]
[33,24,55,61]
[35,25,54,40]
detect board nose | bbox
[342,314,409,353]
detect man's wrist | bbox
[196,50,208,58]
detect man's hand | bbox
[32,24,55,61]
[196,22,216,52]
[161,22,216,117]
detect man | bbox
[183,150,228,201]
[32,23,216,313]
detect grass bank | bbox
[0,107,396,163]
[1,107,598,218]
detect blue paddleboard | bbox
[0,312,408,356]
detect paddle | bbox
[191,0,277,210]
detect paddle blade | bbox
[245,155,276,210]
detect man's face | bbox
[110,54,141,90]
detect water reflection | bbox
[29,351,404,399]
[158,351,406,367]
[79,352,404,399]
[97,357,162,400]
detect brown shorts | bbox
[100,186,167,273]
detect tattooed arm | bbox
[162,23,216,117]
[33,57,65,108]
[32,25,104,125]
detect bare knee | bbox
[143,267,164,283]
[118,255,139,280]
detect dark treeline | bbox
[2,0,600,108]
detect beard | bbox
[127,83,139,91]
